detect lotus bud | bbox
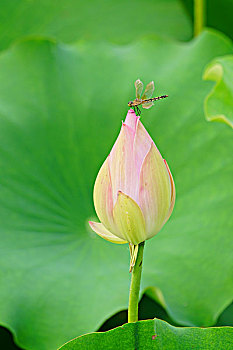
[89,109,175,267]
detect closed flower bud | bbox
[89,109,175,247]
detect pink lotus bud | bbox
[89,109,175,246]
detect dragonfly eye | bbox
[128,101,133,106]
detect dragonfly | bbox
[128,79,168,116]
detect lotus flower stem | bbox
[194,0,205,37]
[128,241,145,323]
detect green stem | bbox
[194,0,205,37]
[128,241,145,323]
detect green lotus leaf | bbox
[0,30,232,349]
[203,55,233,128]
[59,318,233,350]
[0,0,191,51]
[216,303,233,327]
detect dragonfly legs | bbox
[133,106,141,116]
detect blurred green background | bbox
[0,0,232,349]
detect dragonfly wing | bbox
[135,79,143,99]
[141,81,154,99]
[142,101,154,109]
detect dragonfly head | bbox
[128,101,133,107]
